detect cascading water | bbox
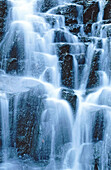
[0,0,110,169]
[0,93,9,162]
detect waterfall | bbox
[0,93,9,162]
[0,0,110,169]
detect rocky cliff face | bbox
[0,0,111,168]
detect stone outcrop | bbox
[103,0,111,20]
[40,0,58,12]
[0,27,25,75]
[92,110,106,143]
[9,81,46,159]
[87,49,101,89]
[0,1,10,42]
[61,88,78,114]
[83,1,99,34]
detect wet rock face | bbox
[87,49,101,89]
[7,32,25,75]
[0,28,25,75]
[0,1,10,42]
[103,0,111,20]
[83,1,99,24]
[59,54,74,89]
[92,110,106,143]
[54,30,70,43]
[48,4,78,27]
[15,87,45,158]
[61,88,77,114]
[54,43,86,89]
[8,84,46,159]
[41,0,58,12]
[83,1,99,34]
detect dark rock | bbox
[48,4,79,27]
[53,43,85,88]
[0,24,25,75]
[83,1,99,34]
[59,54,74,88]
[84,23,92,35]
[40,0,58,12]
[53,29,75,43]
[47,3,83,35]
[67,24,84,35]
[103,0,111,20]
[61,88,77,114]
[52,43,71,55]
[87,49,102,89]
[54,29,69,43]
[75,54,86,85]
[6,82,46,160]
[87,68,99,89]
[40,13,65,28]
[15,86,46,159]
[53,42,85,56]
[83,1,99,24]
[0,1,11,42]
[92,20,111,37]
[92,110,106,143]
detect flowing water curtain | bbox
[0,0,111,169]
[0,93,9,162]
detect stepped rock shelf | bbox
[0,0,111,169]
